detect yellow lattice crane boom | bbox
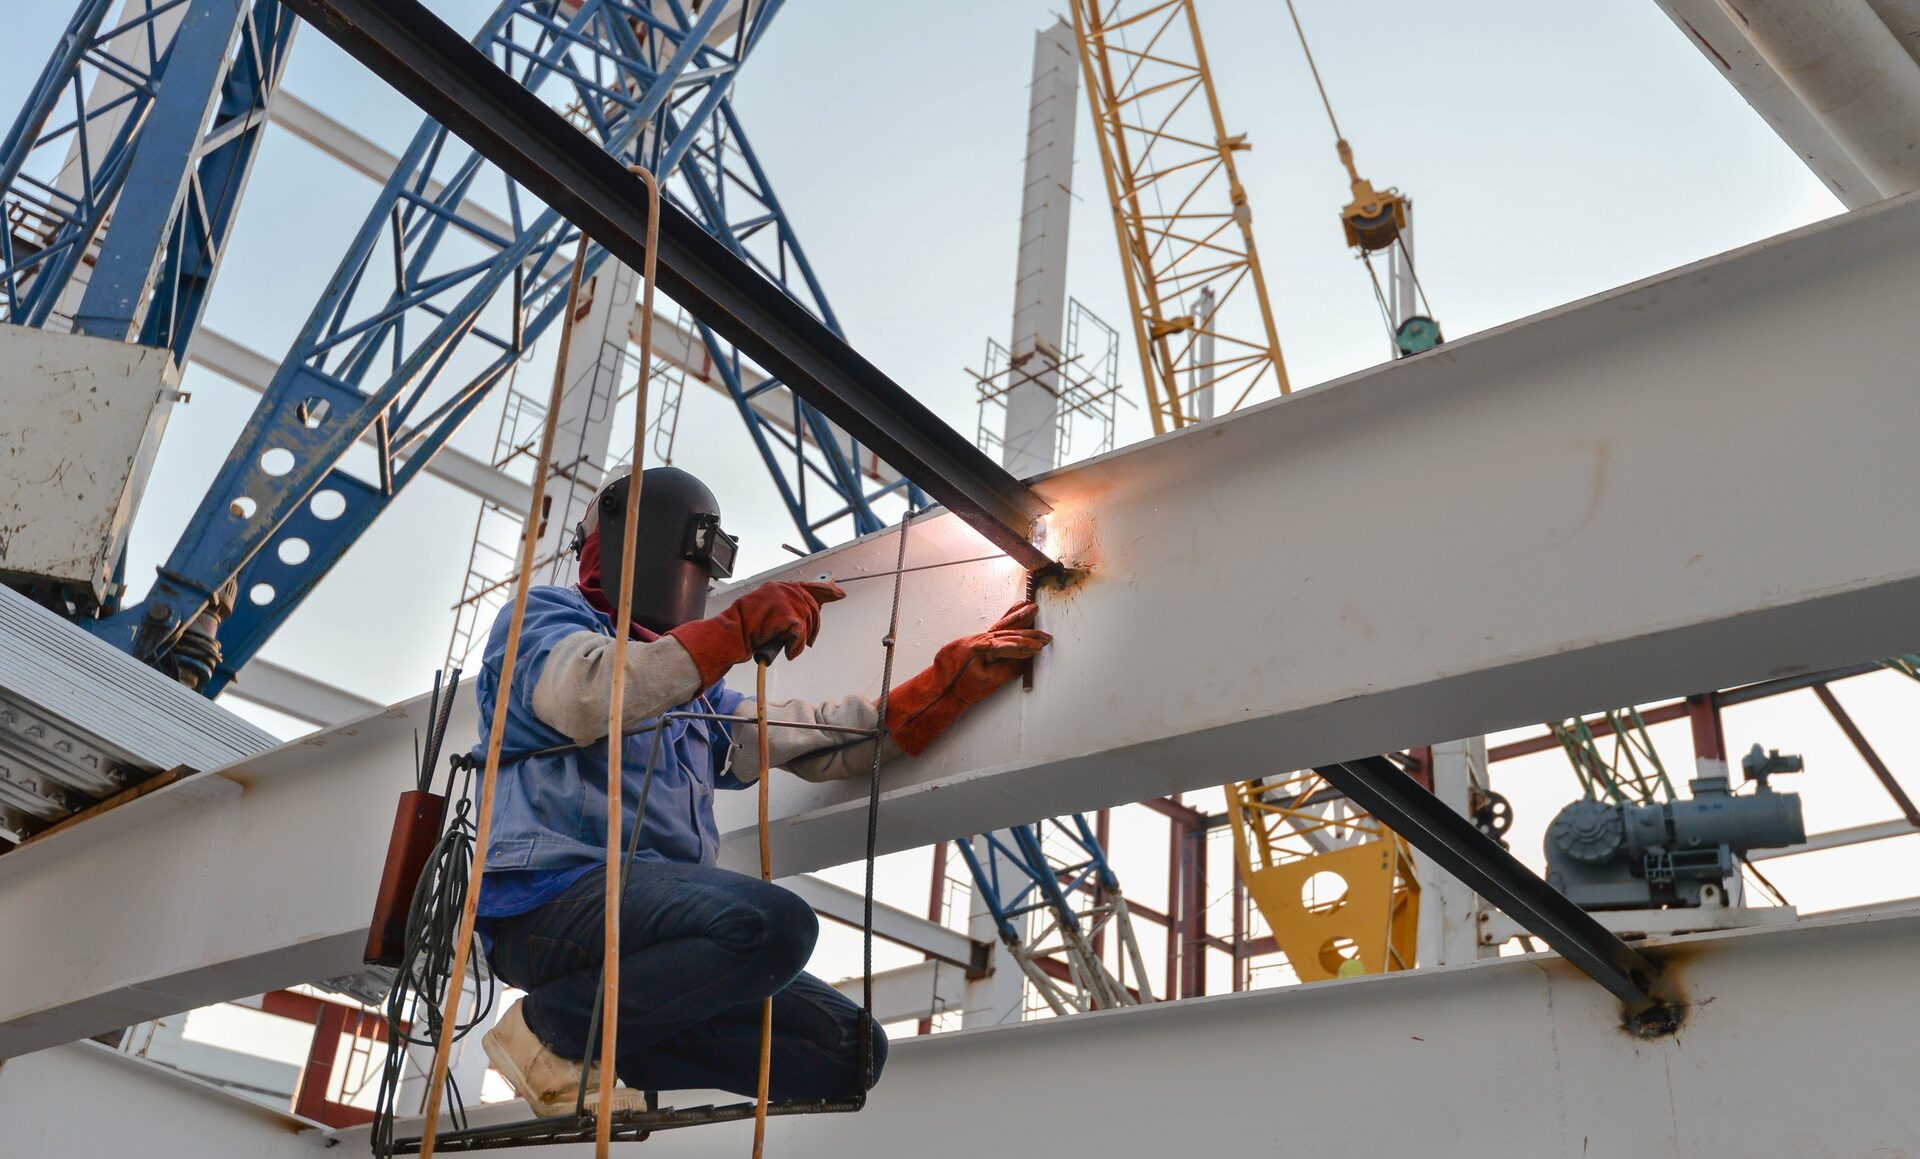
[1068,0,1291,436]
[1226,770,1420,982]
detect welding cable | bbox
[416,668,462,793]
[860,510,914,1094]
[568,726,668,1124]
[371,757,497,1157]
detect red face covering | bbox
[574,529,660,641]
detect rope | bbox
[415,231,593,1159]
[594,163,663,1159]
[752,659,774,1157]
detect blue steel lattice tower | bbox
[9,0,918,687]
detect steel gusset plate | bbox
[276,0,1054,573]
[1315,756,1666,1019]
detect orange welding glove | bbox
[886,602,1051,756]
[667,580,846,685]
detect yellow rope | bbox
[594,164,664,1159]
[416,235,593,1159]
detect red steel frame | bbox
[260,989,399,1127]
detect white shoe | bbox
[482,999,645,1119]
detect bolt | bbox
[145,604,169,623]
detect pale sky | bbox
[5,1,1913,993]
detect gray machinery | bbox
[1545,745,1805,910]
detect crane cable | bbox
[1278,0,1440,346]
[1281,0,1345,142]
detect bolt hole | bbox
[230,496,258,520]
[310,489,345,521]
[1318,936,1365,976]
[248,583,275,606]
[277,538,310,565]
[260,448,295,477]
[1301,870,1350,914]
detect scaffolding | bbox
[973,298,1124,470]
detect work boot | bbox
[482,999,644,1119]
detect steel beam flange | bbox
[1314,757,1669,1022]
[276,0,1054,572]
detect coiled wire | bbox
[373,672,496,1158]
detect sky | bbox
[4,1,1914,998]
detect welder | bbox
[475,466,1049,1117]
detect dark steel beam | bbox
[1314,756,1665,1018]
[276,0,1054,571]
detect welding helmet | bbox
[577,467,738,633]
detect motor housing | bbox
[1544,745,1805,909]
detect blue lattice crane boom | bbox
[5,0,922,687]
[2,0,294,367]
[956,816,1155,1015]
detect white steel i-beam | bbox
[1652,0,1893,208]
[1413,737,1492,966]
[709,190,1920,876]
[10,195,1920,1052]
[999,20,1079,479]
[9,912,1916,1157]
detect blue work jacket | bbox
[471,585,748,920]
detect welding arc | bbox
[821,553,1008,584]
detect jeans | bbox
[485,859,887,1100]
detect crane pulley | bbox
[1282,0,1443,359]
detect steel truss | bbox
[70,0,974,684]
[955,816,1155,1016]
[1068,0,1290,434]
[1,0,295,365]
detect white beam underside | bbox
[829,959,965,1026]
[775,874,979,968]
[220,657,383,726]
[1650,0,1881,208]
[13,914,1915,1158]
[711,191,1920,876]
[8,198,1920,1053]
[372,913,1919,1158]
